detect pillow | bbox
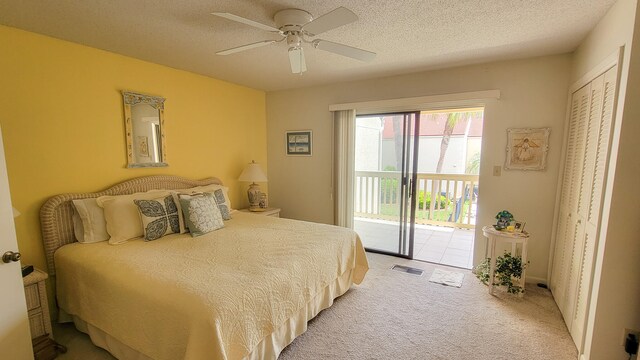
[170,192,189,234]
[208,188,232,220]
[71,198,110,243]
[96,190,170,244]
[134,195,180,241]
[178,184,232,220]
[179,193,224,237]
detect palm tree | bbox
[466,152,481,175]
[433,111,482,219]
[435,111,481,173]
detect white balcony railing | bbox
[354,171,479,229]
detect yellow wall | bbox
[0,25,267,273]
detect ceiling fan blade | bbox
[313,40,376,62]
[216,40,276,55]
[288,47,307,74]
[212,12,280,32]
[302,7,358,36]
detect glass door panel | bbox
[353,112,420,258]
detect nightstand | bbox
[23,268,53,340]
[239,207,281,217]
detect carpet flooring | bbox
[54,253,577,359]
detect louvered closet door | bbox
[569,65,618,349]
[550,64,618,352]
[550,83,590,319]
[563,74,602,325]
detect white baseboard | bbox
[525,276,547,285]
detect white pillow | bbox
[71,198,110,243]
[96,190,170,244]
[170,191,189,234]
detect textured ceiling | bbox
[0,0,616,91]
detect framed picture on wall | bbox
[286,130,312,156]
[505,127,550,170]
[137,136,150,157]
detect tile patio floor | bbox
[354,218,475,269]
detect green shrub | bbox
[417,191,449,209]
[380,177,399,203]
[475,252,528,294]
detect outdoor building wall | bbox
[355,117,383,171]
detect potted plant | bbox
[475,251,528,294]
[494,210,514,230]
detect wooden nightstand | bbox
[23,268,53,340]
[239,207,281,218]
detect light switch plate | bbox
[493,165,502,176]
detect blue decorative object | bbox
[494,210,514,230]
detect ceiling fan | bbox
[212,7,376,74]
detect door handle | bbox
[2,251,21,263]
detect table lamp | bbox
[238,160,268,211]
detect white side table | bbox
[482,226,529,297]
[239,207,281,218]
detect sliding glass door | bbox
[353,112,420,258]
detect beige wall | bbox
[267,55,572,282]
[569,0,640,359]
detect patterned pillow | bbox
[179,193,224,237]
[134,195,181,241]
[209,188,231,220]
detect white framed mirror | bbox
[122,91,168,168]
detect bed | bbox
[40,175,368,359]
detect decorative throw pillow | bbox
[178,184,233,220]
[209,188,231,220]
[179,193,224,237]
[134,195,181,241]
[97,189,170,244]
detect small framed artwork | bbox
[137,136,149,157]
[286,130,312,156]
[513,220,526,233]
[505,127,550,170]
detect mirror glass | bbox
[122,91,167,168]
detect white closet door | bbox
[570,65,617,349]
[550,63,618,353]
[550,83,590,319]
[563,73,602,323]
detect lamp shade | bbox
[238,161,268,183]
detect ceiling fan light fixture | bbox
[212,7,375,72]
[288,47,307,74]
[286,33,302,47]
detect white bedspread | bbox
[55,213,368,360]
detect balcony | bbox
[354,171,478,268]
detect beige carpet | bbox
[54,253,577,360]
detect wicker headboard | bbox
[40,175,222,276]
